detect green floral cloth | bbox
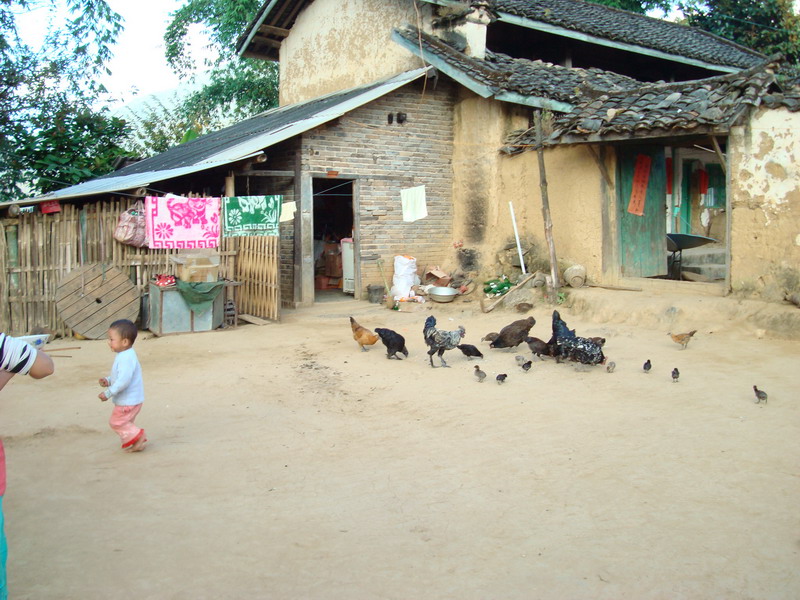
[222,195,282,237]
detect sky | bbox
[17,0,214,111]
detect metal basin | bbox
[429,286,459,303]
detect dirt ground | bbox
[2,289,799,599]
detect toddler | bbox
[98,319,146,452]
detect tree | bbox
[0,0,128,199]
[26,105,130,193]
[164,0,279,131]
[681,0,800,64]
[590,0,674,15]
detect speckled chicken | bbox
[547,310,605,366]
[423,315,465,368]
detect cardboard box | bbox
[170,253,220,283]
[396,301,425,312]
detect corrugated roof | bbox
[26,67,432,204]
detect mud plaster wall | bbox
[450,94,605,283]
[300,79,456,294]
[278,0,432,105]
[729,108,800,299]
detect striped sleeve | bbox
[0,333,38,375]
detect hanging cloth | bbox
[222,195,282,237]
[175,279,226,315]
[146,195,220,249]
[401,185,428,222]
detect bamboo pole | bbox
[535,110,561,293]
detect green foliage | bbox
[121,95,198,157]
[164,0,279,128]
[0,0,126,199]
[25,106,131,193]
[589,0,674,15]
[681,0,800,63]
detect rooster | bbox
[423,315,465,368]
[349,317,379,351]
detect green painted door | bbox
[617,146,667,277]
[680,159,693,233]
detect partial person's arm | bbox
[0,333,54,391]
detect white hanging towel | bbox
[279,200,297,222]
[401,185,428,222]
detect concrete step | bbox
[682,265,726,281]
[681,247,726,266]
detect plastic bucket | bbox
[367,284,385,303]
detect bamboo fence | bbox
[236,236,280,320]
[0,198,279,336]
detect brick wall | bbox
[300,77,456,296]
[241,140,299,306]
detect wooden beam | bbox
[586,145,614,190]
[235,169,295,177]
[258,24,290,37]
[252,35,282,49]
[709,136,727,174]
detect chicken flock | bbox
[348,312,768,403]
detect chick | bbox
[672,367,680,383]
[496,373,508,384]
[668,330,697,350]
[474,365,486,383]
[521,360,532,372]
[753,385,768,404]
[643,359,652,374]
[514,355,527,367]
[606,361,616,374]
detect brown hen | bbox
[668,330,697,350]
[349,317,379,351]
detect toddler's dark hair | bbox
[109,319,138,344]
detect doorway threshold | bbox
[618,277,726,297]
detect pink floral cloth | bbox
[145,195,220,249]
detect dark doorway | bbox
[312,178,354,300]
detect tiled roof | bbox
[394,26,641,107]
[490,0,765,69]
[502,60,797,151]
[239,0,766,69]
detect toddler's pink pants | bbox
[109,404,144,449]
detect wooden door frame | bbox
[295,172,360,306]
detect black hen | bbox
[489,317,536,349]
[457,344,483,359]
[423,315,465,368]
[374,328,408,360]
[548,310,604,365]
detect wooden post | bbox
[535,111,561,293]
